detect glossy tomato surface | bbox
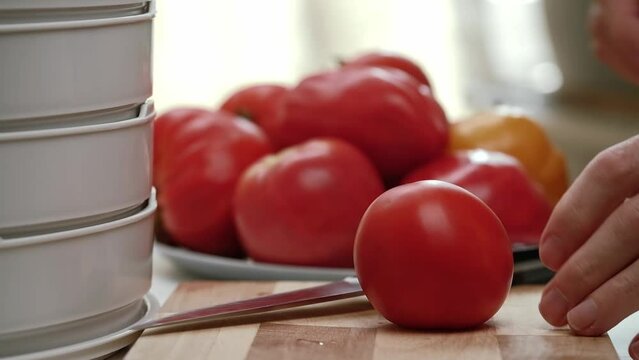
[220,84,288,148]
[343,51,431,88]
[354,180,513,329]
[402,150,552,245]
[158,111,272,256]
[153,107,212,190]
[234,138,385,267]
[278,67,448,182]
[450,110,568,205]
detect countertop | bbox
[149,247,639,360]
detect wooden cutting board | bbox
[124,281,618,360]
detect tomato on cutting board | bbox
[234,138,385,268]
[354,180,514,329]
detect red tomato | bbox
[220,84,288,148]
[278,67,448,182]
[342,51,431,88]
[401,150,552,245]
[158,111,272,256]
[153,108,211,190]
[354,180,513,329]
[234,138,385,267]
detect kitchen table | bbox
[145,247,639,359]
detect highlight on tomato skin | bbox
[401,149,552,246]
[234,137,385,268]
[450,108,569,206]
[354,180,514,330]
[220,84,289,149]
[341,51,432,89]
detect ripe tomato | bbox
[278,67,448,182]
[450,109,568,205]
[354,180,513,329]
[158,111,272,256]
[153,108,211,190]
[220,84,288,148]
[401,150,552,245]
[342,51,431,88]
[234,138,385,267]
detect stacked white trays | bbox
[0,1,158,358]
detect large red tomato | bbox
[354,180,513,329]
[234,138,385,267]
[277,67,449,182]
[158,110,272,256]
[220,84,288,148]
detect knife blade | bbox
[130,276,363,331]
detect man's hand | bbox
[538,135,639,358]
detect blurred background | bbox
[152,0,639,181]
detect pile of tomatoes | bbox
[153,51,569,329]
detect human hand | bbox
[538,134,639,358]
[589,0,639,84]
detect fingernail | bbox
[630,341,639,360]
[539,287,569,326]
[567,298,598,331]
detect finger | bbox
[609,54,639,85]
[600,22,639,84]
[539,192,639,327]
[593,40,620,69]
[597,0,639,78]
[539,135,639,270]
[565,258,639,336]
[590,0,639,84]
[595,41,639,85]
[600,0,639,48]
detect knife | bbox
[131,253,550,332]
[130,276,363,331]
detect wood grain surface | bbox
[124,282,618,360]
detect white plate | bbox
[155,242,356,281]
[2,294,159,360]
[157,242,552,284]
